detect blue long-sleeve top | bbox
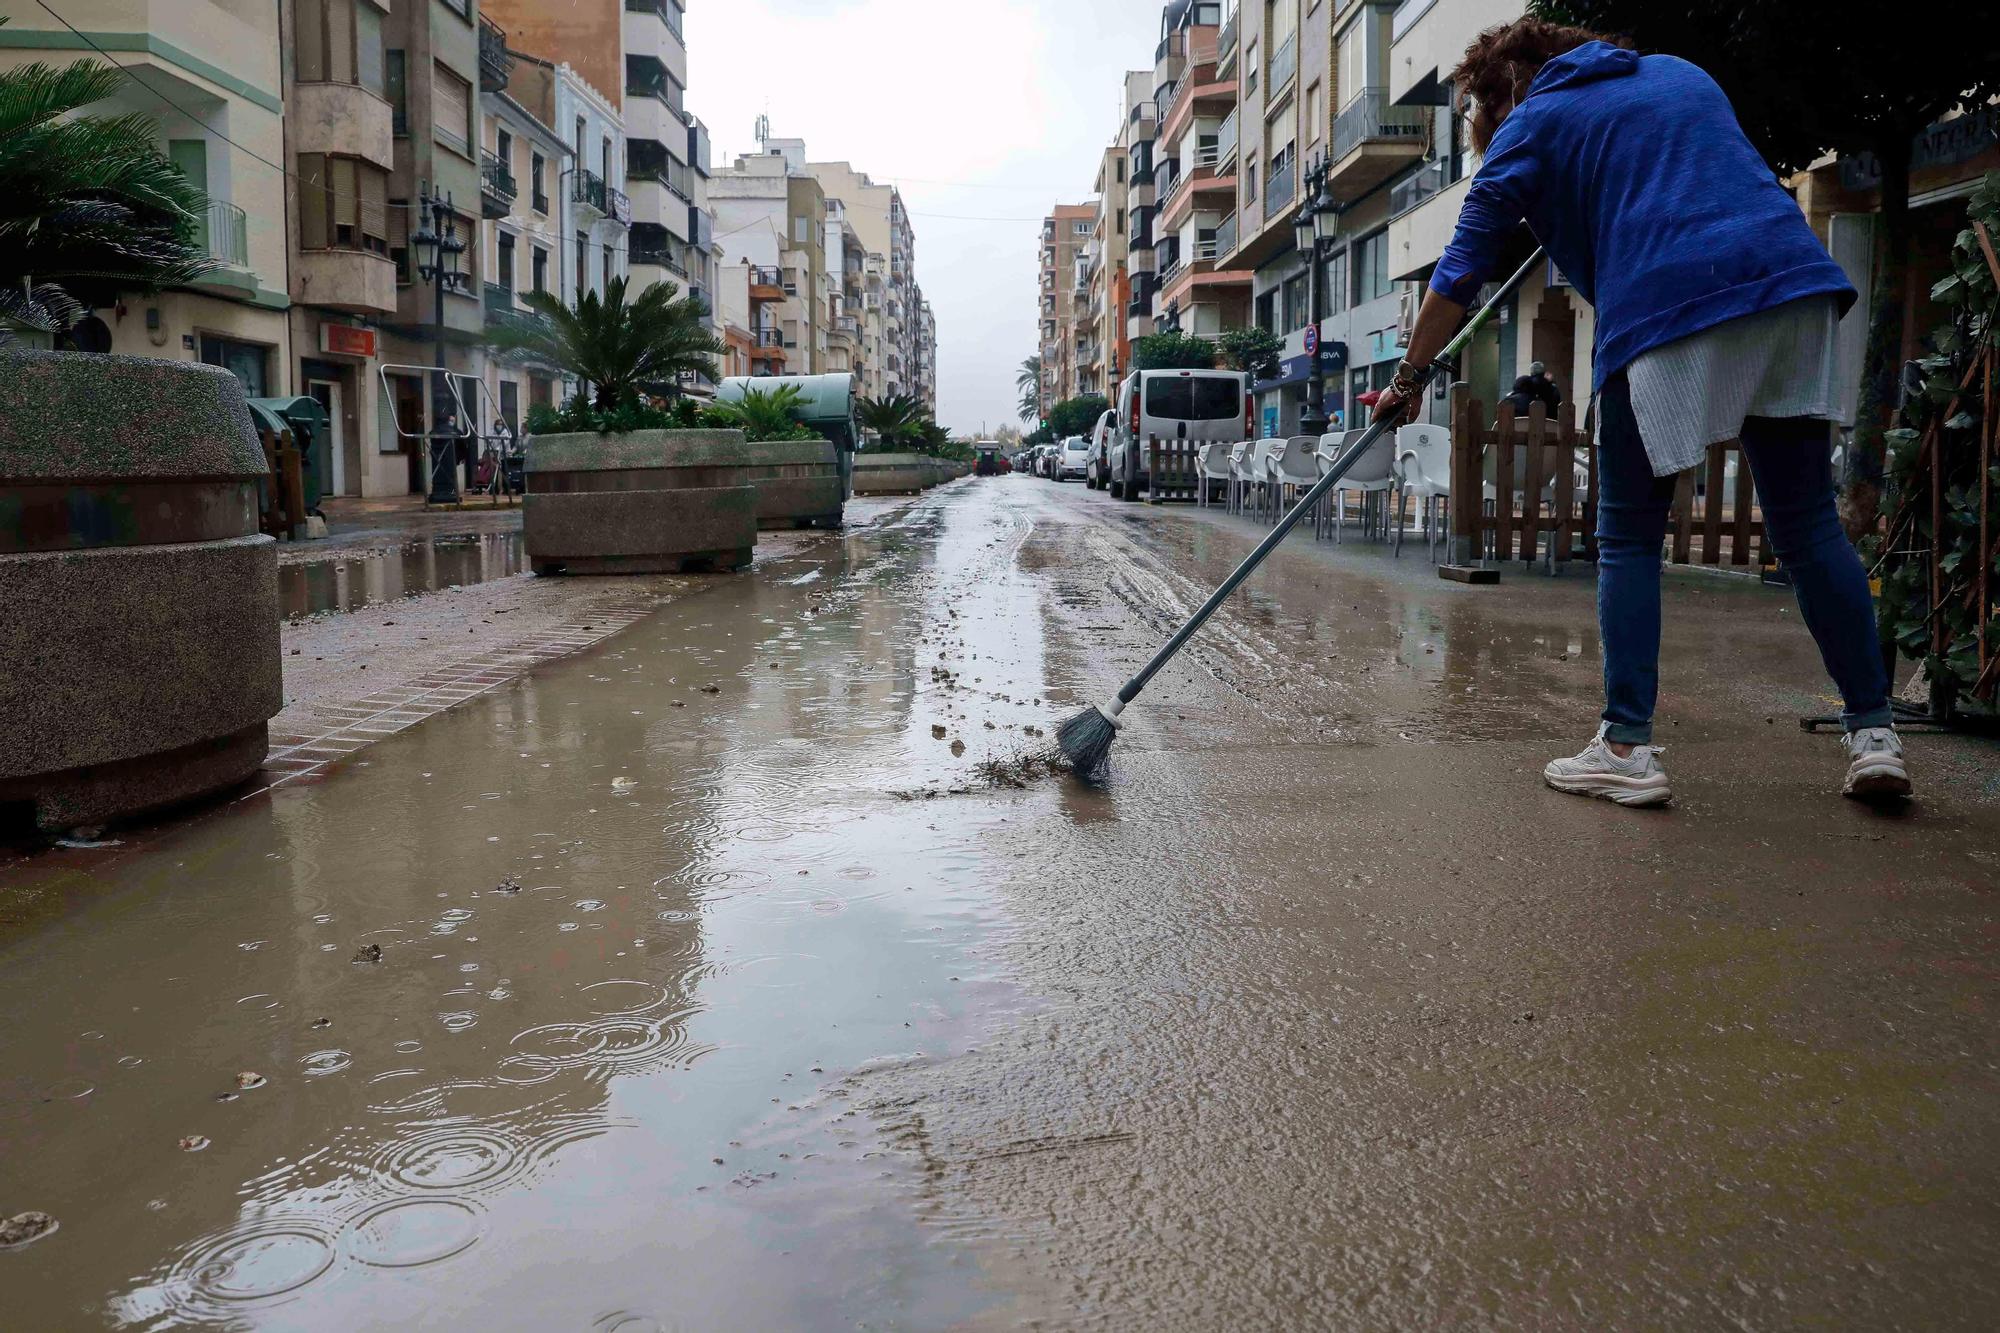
[1430,42,1855,391]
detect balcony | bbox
[625,0,684,43]
[291,82,394,170]
[1390,157,1458,219]
[484,282,549,337]
[572,167,606,215]
[202,199,249,267]
[1263,157,1296,222]
[480,151,517,219]
[1329,89,1429,194]
[605,184,632,226]
[749,265,784,302]
[478,15,513,94]
[1267,33,1296,100]
[754,328,783,347]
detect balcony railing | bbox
[480,151,517,217]
[754,328,783,347]
[572,168,605,212]
[1390,157,1456,218]
[1263,156,1296,221]
[625,0,684,43]
[1216,110,1238,167]
[1332,88,1429,162]
[483,280,515,315]
[202,199,248,267]
[1268,33,1296,97]
[478,15,512,93]
[1217,7,1238,65]
[750,264,783,289]
[604,184,631,226]
[1215,212,1238,259]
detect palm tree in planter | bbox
[488,275,722,409]
[0,36,215,341]
[857,393,929,449]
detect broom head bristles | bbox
[1056,703,1119,779]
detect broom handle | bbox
[1116,248,1546,705]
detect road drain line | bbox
[250,595,664,797]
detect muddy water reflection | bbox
[279,532,527,619]
[0,486,1054,1328]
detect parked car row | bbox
[1015,369,1254,499]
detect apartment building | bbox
[473,53,577,439]
[711,141,827,376]
[1085,71,1153,398]
[497,56,628,310]
[1036,203,1098,413]
[822,199,867,380]
[911,292,937,412]
[484,0,722,377]
[282,0,398,498]
[1125,76,1162,349]
[0,2,292,391]
[715,258,788,378]
[1154,2,1250,340]
[810,162,919,399]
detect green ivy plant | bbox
[1870,171,2000,717]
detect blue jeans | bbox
[1595,373,1892,744]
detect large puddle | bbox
[280,533,528,619]
[0,487,1065,1327]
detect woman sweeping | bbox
[1375,18,1910,807]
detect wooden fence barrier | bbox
[1146,437,1204,504]
[1669,442,1767,569]
[1450,395,1595,567]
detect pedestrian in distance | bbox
[1503,359,1562,416]
[1374,17,1909,808]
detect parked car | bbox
[1055,435,1091,482]
[1037,444,1057,479]
[1085,410,1116,489]
[1108,368,1251,500]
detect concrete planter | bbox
[738,437,845,530]
[852,452,939,496]
[0,351,281,832]
[524,429,761,575]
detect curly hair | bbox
[1452,18,1632,153]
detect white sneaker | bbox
[1841,726,1912,801]
[1543,728,1672,807]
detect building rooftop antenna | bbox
[754,113,770,148]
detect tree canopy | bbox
[1216,327,1283,381]
[1046,394,1109,440]
[1131,331,1218,372]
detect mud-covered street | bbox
[4,477,1998,1329]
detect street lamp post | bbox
[413,186,467,506]
[1292,154,1338,440]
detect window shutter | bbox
[360,164,388,250]
[298,153,329,249]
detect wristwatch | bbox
[1390,358,1429,397]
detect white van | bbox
[1108,368,1250,500]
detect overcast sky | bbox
[687,0,1162,434]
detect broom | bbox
[1056,248,1547,778]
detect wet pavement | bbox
[3,478,1998,1328]
[278,534,528,620]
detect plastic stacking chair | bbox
[1393,424,1453,561]
[1268,436,1320,528]
[1227,440,1257,516]
[1319,429,1395,543]
[1197,441,1235,508]
[1237,438,1278,521]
